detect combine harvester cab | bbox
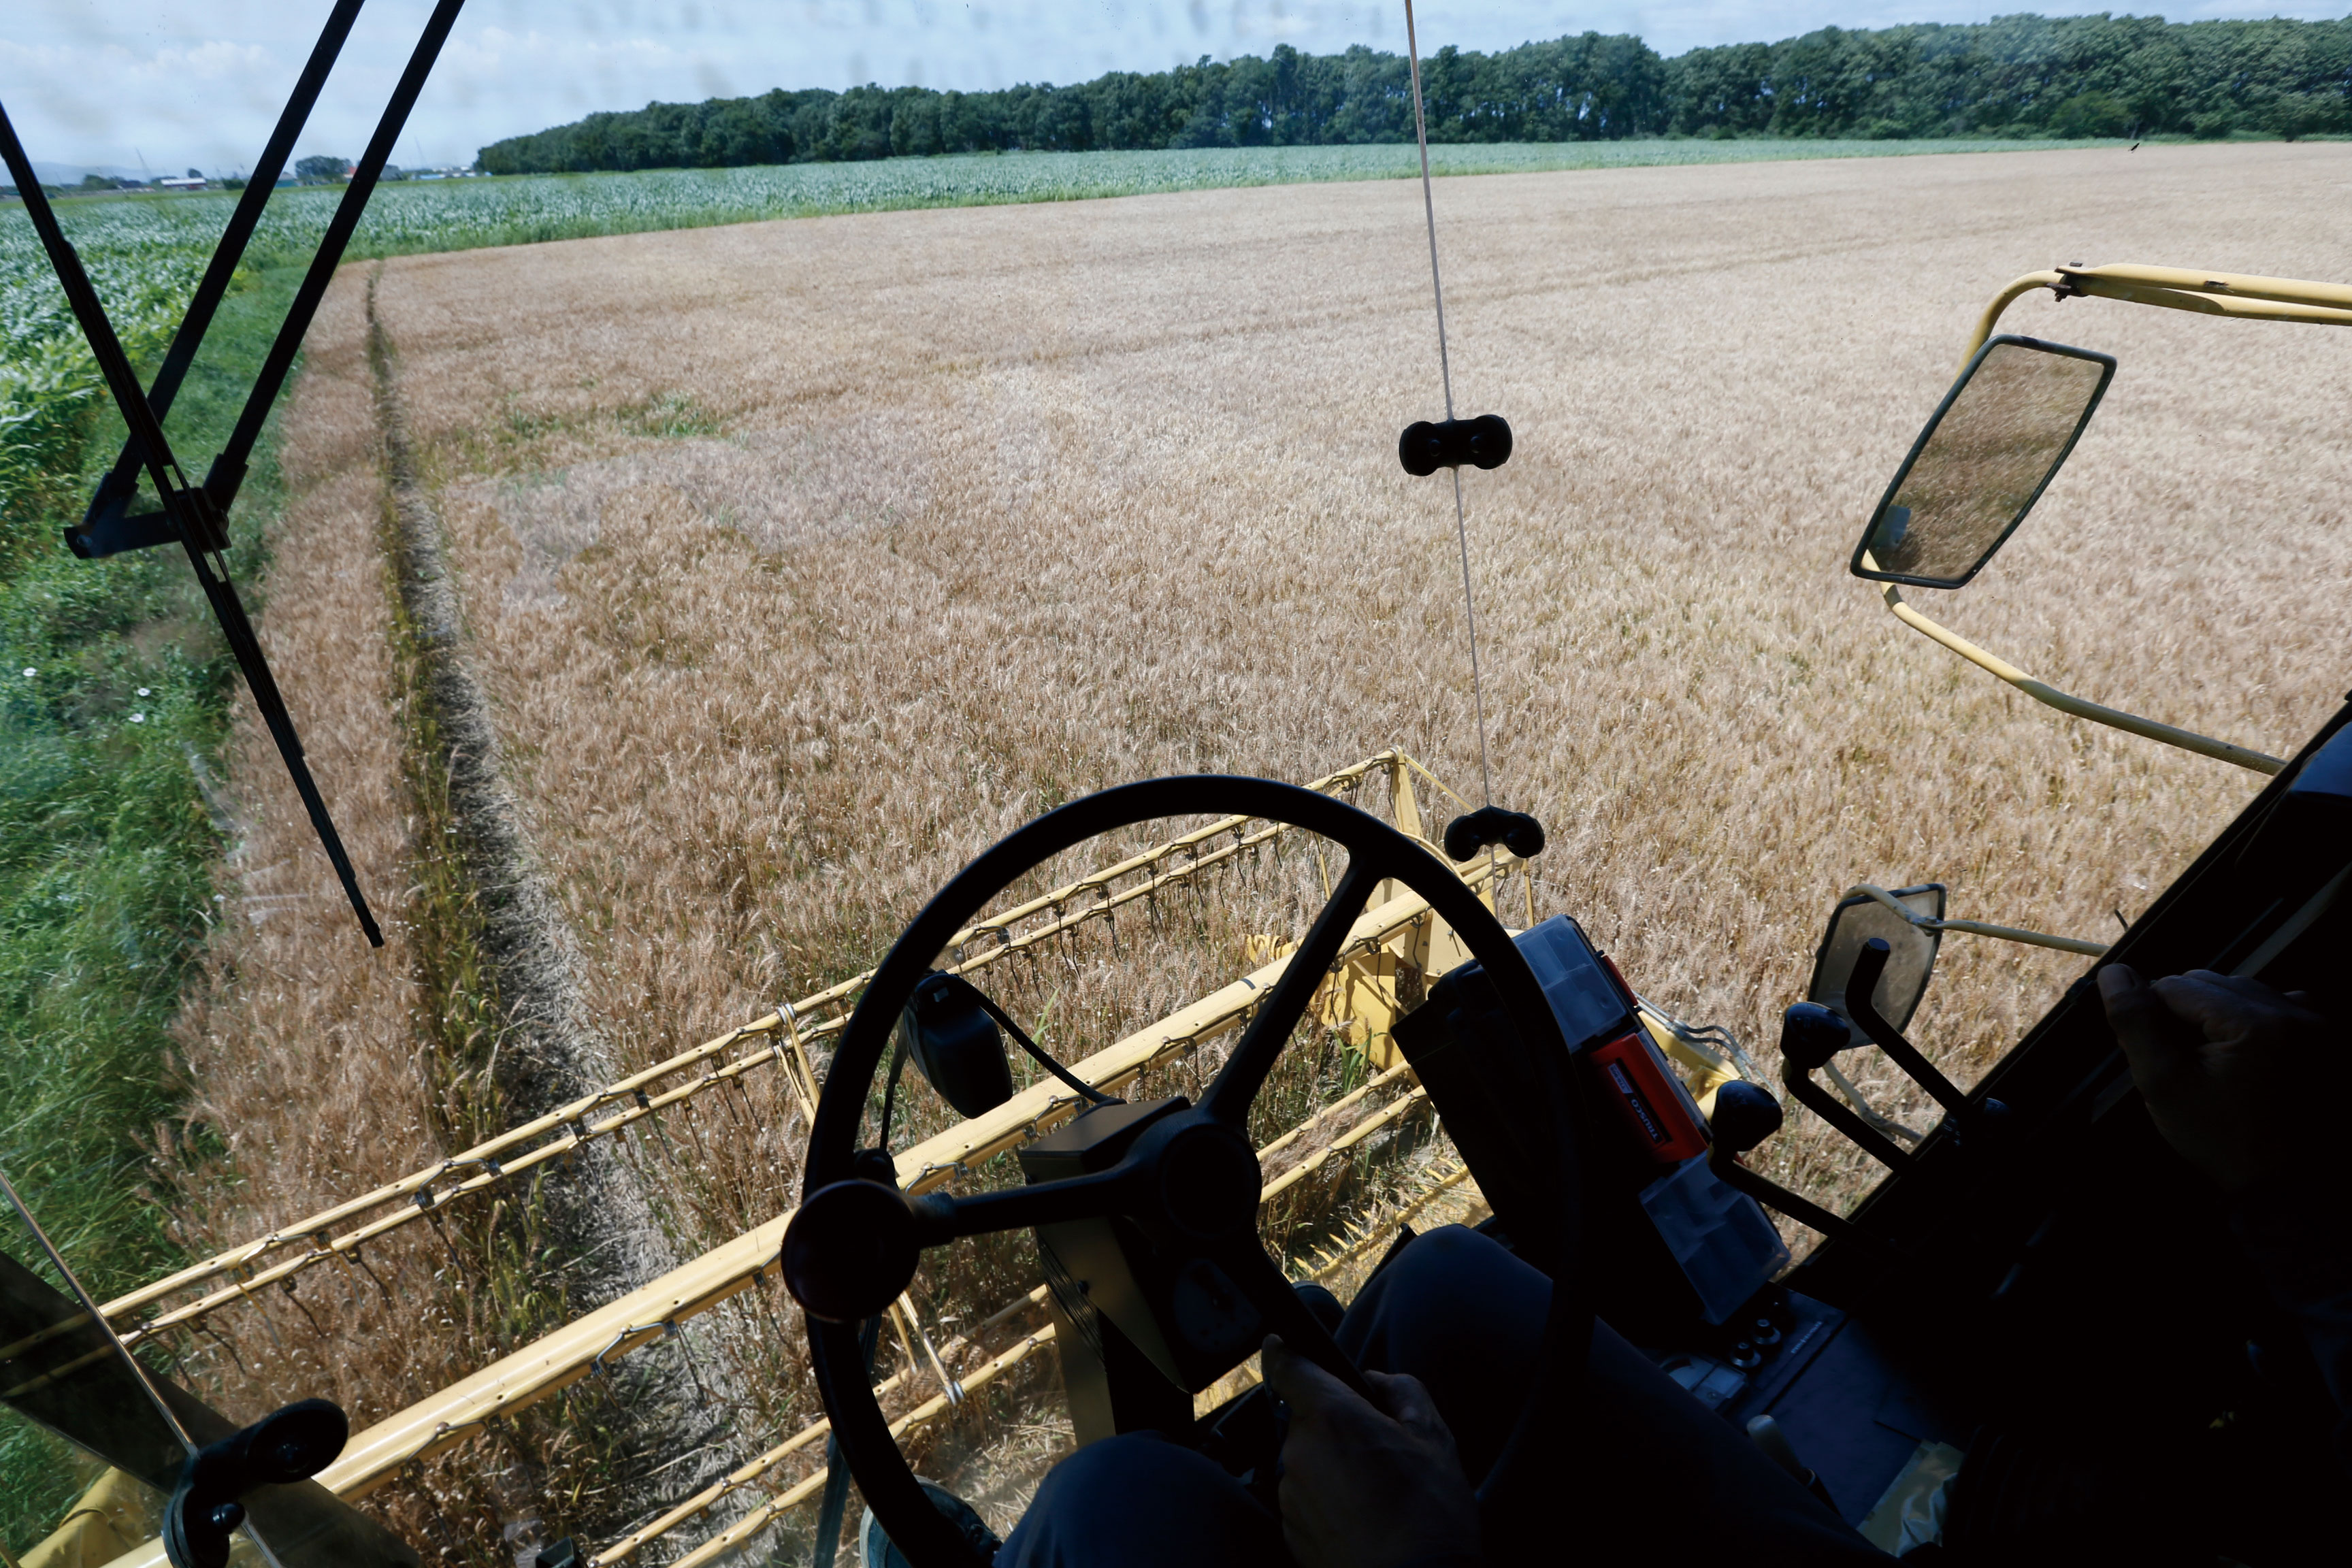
[5,1,2351,1559]
[782,263,2352,1565]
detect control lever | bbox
[1746,1415,1840,1511]
[1846,938,2008,1143]
[1707,1081,1868,1243]
[1780,1002,1914,1172]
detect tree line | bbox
[476,14,2352,174]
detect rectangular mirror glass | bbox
[1806,883,1947,1046]
[1,1173,195,1537]
[1850,336,2116,589]
[0,1172,417,1568]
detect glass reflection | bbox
[1867,341,2108,585]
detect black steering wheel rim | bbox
[795,775,1588,1567]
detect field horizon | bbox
[8,135,2196,263]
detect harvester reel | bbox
[785,776,1588,1567]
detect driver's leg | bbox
[994,1431,1286,1568]
[1337,1224,1549,1483]
[1338,1224,1889,1564]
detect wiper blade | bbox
[206,0,470,522]
[3,0,473,946]
[0,99,384,945]
[71,0,367,559]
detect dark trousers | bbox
[998,1226,1888,1566]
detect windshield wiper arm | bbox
[71,0,368,561]
[0,100,384,947]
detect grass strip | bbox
[0,247,303,1552]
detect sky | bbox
[5,0,2342,174]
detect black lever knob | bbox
[242,1399,347,1486]
[783,1179,931,1324]
[1709,1080,1784,1156]
[1780,1001,1912,1172]
[1706,1080,1868,1243]
[1778,1002,1850,1073]
[163,1399,348,1568]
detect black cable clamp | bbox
[1442,806,1545,863]
[1399,414,1513,476]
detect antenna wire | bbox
[1403,1,1492,808]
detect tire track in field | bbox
[363,265,747,1546]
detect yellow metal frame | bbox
[1873,261,2352,777]
[1961,264,2352,368]
[82,759,1534,1568]
[1862,561,2284,776]
[1842,881,2106,959]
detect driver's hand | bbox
[1261,1335,1482,1568]
[2098,964,2326,1195]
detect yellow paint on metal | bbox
[2065,261,2352,310]
[1244,864,1522,1071]
[21,1471,152,1568]
[1868,564,2283,775]
[1241,936,1417,1068]
[1641,1010,1739,1121]
[1842,881,2110,959]
[1961,270,2068,368]
[1960,263,2352,368]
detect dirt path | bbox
[368,267,747,1525]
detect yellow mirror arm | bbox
[1843,883,2108,960]
[1961,270,2068,367]
[1964,265,2352,368]
[1863,557,2283,777]
[2065,281,2352,328]
[2060,263,2352,315]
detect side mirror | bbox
[900,972,1015,1119]
[1850,335,2116,589]
[167,1399,350,1568]
[1806,883,1946,1046]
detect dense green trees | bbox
[1667,15,2352,140]
[476,15,2352,174]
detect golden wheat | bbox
[175,141,2351,1555]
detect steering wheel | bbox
[782,777,1590,1566]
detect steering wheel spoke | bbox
[913,1165,1134,1242]
[1210,1237,1372,1401]
[1200,856,1385,1124]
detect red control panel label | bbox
[1588,1031,1710,1164]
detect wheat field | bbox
[167,141,2351,1558]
